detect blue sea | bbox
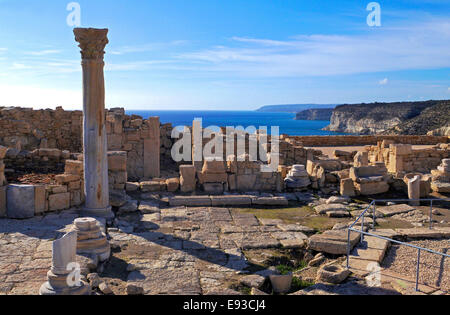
[127,110,346,136]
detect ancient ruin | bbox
[0,27,448,296]
[39,232,90,295]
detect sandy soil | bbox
[382,239,449,292]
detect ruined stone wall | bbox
[367,142,450,175]
[0,107,174,181]
[0,151,127,219]
[284,135,449,147]
[3,148,73,174]
[0,106,82,151]
[105,108,174,180]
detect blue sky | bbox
[0,0,449,110]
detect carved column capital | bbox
[74,28,109,61]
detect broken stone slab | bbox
[395,227,450,239]
[240,235,280,250]
[315,203,348,215]
[277,224,316,235]
[377,204,415,217]
[259,218,283,226]
[316,264,350,284]
[251,196,289,206]
[118,200,138,214]
[240,274,266,289]
[211,195,252,206]
[280,239,307,249]
[6,184,35,219]
[40,231,90,295]
[169,196,212,207]
[138,200,160,214]
[326,196,350,204]
[127,268,202,295]
[431,181,450,193]
[308,230,360,255]
[109,189,128,208]
[327,210,351,218]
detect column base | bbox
[81,206,114,220]
[40,281,91,296]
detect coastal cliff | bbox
[384,100,450,136]
[324,100,445,135]
[295,108,334,121]
[257,104,336,113]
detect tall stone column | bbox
[74,28,113,219]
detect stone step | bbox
[251,197,289,206]
[308,230,361,255]
[168,195,289,207]
[350,236,390,263]
[211,195,252,206]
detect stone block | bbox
[211,195,252,206]
[34,185,46,215]
[169,196,212,207]
[236,174,257,191]
[340,178,356,197]
[166,178,180,192]
[391,144,412,156]
[107,151,127,172]
[199,172,228,184]
[202,160,226,174]
[228,174,237,191]
[55,174,81,184]
[180,165,196,193]
[0,186,6,218]
[0,145,7,159]
[125,182,140,192]
[52,185,68,194]
[71,190,83,207]
[252,197,289,206]
[308,230,360,255]
[68,181,81,191]
[143,117,160,178]
[140,181,164,192]
[354,181,389,195]
[203,183,224,194]
[65,160,83,175]
[7,184,35,219]
[48,192,70,211]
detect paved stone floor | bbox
[0,202,448,295]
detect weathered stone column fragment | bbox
[74,28,113,219]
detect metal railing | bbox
[346,198,450,292]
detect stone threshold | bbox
[169,195,289,207]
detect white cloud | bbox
[379,78,389,85]
[11,63,32,70]
[25,50,61,56]
[175,19,450,78]
[110,40,188,55]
